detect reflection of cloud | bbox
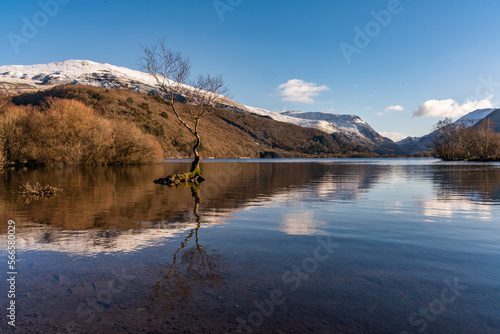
[385,200,404,214]
[1,220,223,257]
[280,211,326,236]
[415,197,491,221]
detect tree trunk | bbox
[190,132,202,176]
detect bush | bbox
[153,95,170,105]
[0,98,163,166]
[19,182,63,198]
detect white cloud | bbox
[379,131,407,141]
[384,105,404,112]
[376,112,384,116]
[277,79,329,103]
[365,106,373,110]
[413,97,494,118]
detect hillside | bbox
[281,111,401,155]
[396,108,499,154]
[5,85,378,163]
[483,108,500,132]
[0,60,400,156]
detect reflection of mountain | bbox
[3,161,497,252]
[414,164,500,220]
[2,221,220,256]
[415,196,493,221]
[0,161,386,252]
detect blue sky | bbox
[1,0,500,140]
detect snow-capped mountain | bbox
[245,108,401,154]
[244,106,338,134]
[1,59,171,90]
[0,60,399,154]
[456,108,497,125]
[396,108,499,154]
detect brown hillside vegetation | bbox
[1,85,376,166]
[0,97,163,166]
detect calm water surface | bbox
[1,159,499,333]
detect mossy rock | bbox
[153,173,205,186]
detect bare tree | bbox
[432,117,500,161]
[141,40,229,180]
[473,118,499,159]
[431,118,466,160]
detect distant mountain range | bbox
[5,60,497,157]
[396,108,500,154]
[0,60,400,155]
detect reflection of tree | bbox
[150,184,225,313]
[432,165,500,202]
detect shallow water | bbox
[1,159,499,333]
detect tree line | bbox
[431,117,500,161]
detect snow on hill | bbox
[396,108,499,154]
[244,106,339,134]
[456,108,496,124]
[1,59,167,89]
[0,60,399,154]
[245,108,400,154]
[282,111,372,137]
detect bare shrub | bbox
[0,98,163,166]
[19,182,63,198]
[109,119,164,164]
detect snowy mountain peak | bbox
[455,108,496,125]
[281,110,373,137]
[246,107,400,154]
[0,59,175,91]
[0,60,400,155]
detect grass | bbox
[19,182,63,198]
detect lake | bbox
[1,159,499,333]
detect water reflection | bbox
[280,210,327,236]
[430,164,500,203]
[150,186,226,314]
[1,160,500,252]
[1,159,499,333]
